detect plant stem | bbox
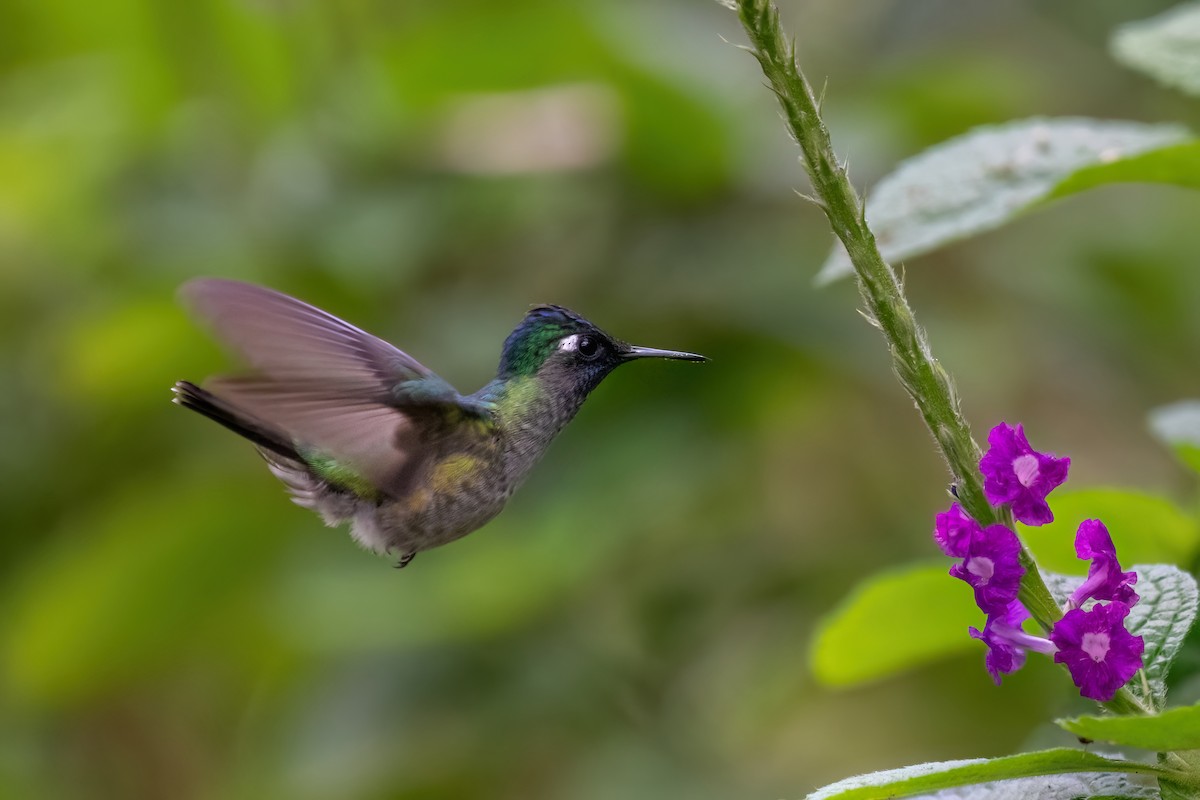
[732,0,1060,634]
[734,1,982,516]
[730,0,1164,719]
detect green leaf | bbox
[816,118,1194,284]
[806,748,1166,800]
[810,562,979,687]
[1159,776,1200,800]
[1113,2,1200,97]
[1018,489,1199,574]
[1059,705,1200,751]
[1148,401,1200,475]
[1129,566,1200,710]
[1043,565,1198,710]
[904,773,1158,800]
[1048,142,1200,198]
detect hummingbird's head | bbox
[497,305,705,397]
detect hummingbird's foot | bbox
[394,551,417,569]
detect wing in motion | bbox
[177,279,494,497]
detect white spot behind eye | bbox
[558,334,580,352]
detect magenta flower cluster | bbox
[934,423,1143,702]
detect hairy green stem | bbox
[731,0,1155,717]
[733,0,1058,632]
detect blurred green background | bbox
[3,1,1200,797]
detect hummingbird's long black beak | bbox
[620,344,708,362]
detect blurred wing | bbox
[183,279,494,495]
[181,278,438,395]
[205,377,450,496]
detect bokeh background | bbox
[3,1,1200,797]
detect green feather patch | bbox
[301,449,381,500]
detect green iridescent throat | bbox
[490,376,543,424]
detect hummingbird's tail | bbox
[172,379,364,532]
[171,380,300,462]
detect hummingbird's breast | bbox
[373,436,511,554]
[359,376,584,557]
[490,376,585,488]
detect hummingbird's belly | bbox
[368,453,511,556]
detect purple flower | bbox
[950,523,1025,615]
[969,601,1057,685]
[979,423,1070,526]
[1050,601,1144,702]
[1068,520,1139,610]
[934,503,979,558]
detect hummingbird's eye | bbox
[576,335,601,359]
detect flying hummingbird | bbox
[172,279,706,567]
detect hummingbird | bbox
[172,279,705,568]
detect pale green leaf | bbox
[906,771,1158,800]
[817,119,1194,284]
[1148,400,1200,475]
[1018,489,1198,574]
[1128,566,1200,710]
[1159,776,1198,800]
[810,562,979,687]
[806,748,1166,800]
[1059,705,1200,751]
[1113,2,1200,97]
[1048,141,1200,198]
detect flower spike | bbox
[979,423,1070,526]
